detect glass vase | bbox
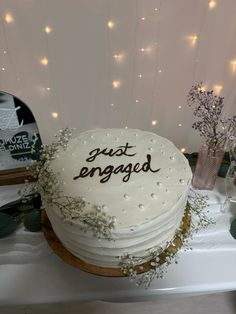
[192,144,225,190]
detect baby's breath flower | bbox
[187,83,236,150]
[120,191,214,288]
[21,128,115,240]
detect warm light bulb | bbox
[158,69,162,73]
[110,103,114,107]
[230,60,236,73]
[180,147,186,153]
[188,35,198,46]
[3,50,7,54]
[4,14,13,23]
[178,123,182,127]
[178,106,182,109]
[138,74,142,78]
[51,112,59,118]
[40,58,49,66]
[44,26,52,34]
[141,17,146,21]
[1,67,5,71]
[209,0,217,9]
[152,120,158,126]
[139,47,152,54]
[135,99,139,103]
[112,80,121,88]
[46,87,51,91]
[113,53,123,62]
[108,20,114,29]
[154,7,158,11]
[197,85,206,92]
[213,84,222,95]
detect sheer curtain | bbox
[0,0,235,151]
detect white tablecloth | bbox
[0,179,236,305]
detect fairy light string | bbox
[0,10,21,92]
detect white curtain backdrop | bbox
[0,0,235,152]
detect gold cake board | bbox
[41,204,191,277]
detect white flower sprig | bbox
[187,83,236,150]
[20,128,115,240]
[119,192,213,288]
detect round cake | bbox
[44,128,192,268]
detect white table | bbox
[0,179,236,306]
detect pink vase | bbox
[192,144,225,190]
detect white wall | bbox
[0,0,235,151]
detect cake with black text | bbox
[45,128,192,267]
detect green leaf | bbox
[23,210,42,232]
[230,218,236,240]
[0,213,18,238]
[218,163,229,178]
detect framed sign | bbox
[0,91,42,185]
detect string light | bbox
[1,67,5,71]
[4,14,13,24]
[197,85,206,92]
[230,60,236,73]
[51,112,59,118]
[135,99,139,103]
[154,8,158,11]
[3,50,7,54]
[158,69,162,73]
[188,35,198,46]
[44,26,52,34]
[178,123,182,127]
[107,20,114,29]
[151,120,158,126]
[178,106,182,109]
[113,53,123,63]
[213,84,222,95]
[180,148,186,153]
[112,80,121,88]
[110,103,114,107]
[140,47,152,54]
[138,74,142,78]
[46,87,51,91]
[141,17,146,21]
[40,57,49,66]
[208,0,217,9]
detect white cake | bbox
[45,129,192,267]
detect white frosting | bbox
[45,129,192,267]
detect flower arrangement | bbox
[187,83,236,151]
[187,83,236,190]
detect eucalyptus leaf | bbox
[0,213,18,238]
[230,218,236,240]
[218,163,229,178]
[23,210,41,232]
[1,206,21,216]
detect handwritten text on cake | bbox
[73,142,160,183]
